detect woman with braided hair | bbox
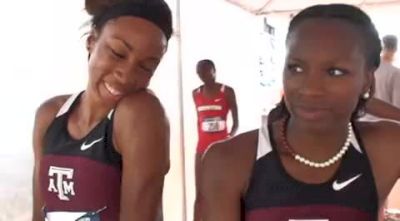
[32,0,172,220]
[201,4,400,221]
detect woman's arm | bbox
[114,91,169,221]
[201,130,257,221]
[226,87,239,137]
[201,143,242,221]
[32,96,67,221]
[365,97,400,122]
[360,121,400,205]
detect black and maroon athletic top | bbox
[243,116,378,221]
[40,93,121,221]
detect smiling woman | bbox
[32,1,173,220]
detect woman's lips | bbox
[104,82,123,97]
[295,106,330,120]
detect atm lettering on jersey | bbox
[47,166,75,201]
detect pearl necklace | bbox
[280,118,353,168]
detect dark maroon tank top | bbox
[243,115,379,221]
[39,93,122,221]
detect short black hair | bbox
[196,59,216,72]
[382,35,398,51]
[272,4,381,121]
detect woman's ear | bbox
[86,30,98,54]
[362,68,376,96]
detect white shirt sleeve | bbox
[391,68,400,108]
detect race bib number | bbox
[289,219,329,221]
[44,206,106,221]
[201,117,226,132]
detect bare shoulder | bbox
[115,90,166,119]
[33,95,70,153]
[35,95,70,119]
[34,95,70,131]
[202,129,258,192]
[113,90,169,157]
[357,120,400,175]
[224,85,235,94]
[204,129,258,161]
[358,120,400,146]
[192,87,200,97]
[113,90,168,137]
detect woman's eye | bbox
[140,65,152,73]
[110,48,126,59]
[328,68,347,76]
[287,64,303,73]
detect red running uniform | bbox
[194,85,230,154]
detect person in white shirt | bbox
[373,34,400,220]
[374,35,400,108]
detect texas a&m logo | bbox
[47,166,75,201]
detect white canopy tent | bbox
[225,0,400,15]
[221,0,400,64]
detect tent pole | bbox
[175,0,187,220]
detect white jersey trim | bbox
[256,115,363,160]
[55,93,80,118]
[257,115,273,160]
